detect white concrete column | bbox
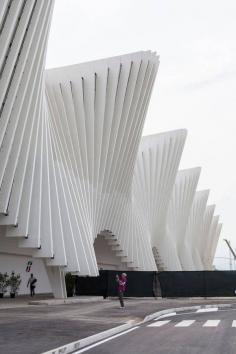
[46,266,67,299]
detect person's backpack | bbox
[31,278,37,285]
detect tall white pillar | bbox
[46,266,67,299]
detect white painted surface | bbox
[175,320,196,327]
[203,320,220,327]
[148,320,171,327]
[147,319,236,328]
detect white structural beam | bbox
[210,223,222,268]
[181,190,209,270]
[166,167,201,270]
[133,130,187,270]
[200,205,215,268]
[203,216,222,269]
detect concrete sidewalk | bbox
[0,296,236,354]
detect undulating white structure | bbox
[166,167,201,270]
[133,130,187,271]
[182,190,210,270]
[0,0,222,297]
[45,51,158,277]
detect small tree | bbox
[0,272,9,296]
[9,272,21,297]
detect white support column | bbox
[46,266,67,299]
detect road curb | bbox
[42,320,137,354]
[42,302,236,354]
[29,297,107,306]
[141,303,234,324]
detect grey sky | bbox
[46,0,236,269]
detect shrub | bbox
[0,272,9,295]
[9,271,21,295]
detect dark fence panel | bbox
[158,271,236,297]
[106,270,155,297]
[75,270,156,297]
[205,271,236,297]
[158,271,205,297]
[74,270,236,298]
[75,272,106,297]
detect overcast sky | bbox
[46,0,236,269]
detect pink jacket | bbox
[117,275,127,292]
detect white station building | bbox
[0,0,222,297]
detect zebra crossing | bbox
[146,307,236,328]
[147,319,236,328]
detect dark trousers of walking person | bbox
[30,285,35,297]
[118,290,124,307]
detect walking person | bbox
[27,273,37,297]
[116,273,127,308]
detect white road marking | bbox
[232,321,236,327]
[147,317,236,329]
[73,327,139,353]
[196,307,218,313]
[203,320,220,327]
[148,320,171,327]
[175,320,196,327]
[155,312,176,320]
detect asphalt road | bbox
[74,308,236,354]
[1,298,236,353]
